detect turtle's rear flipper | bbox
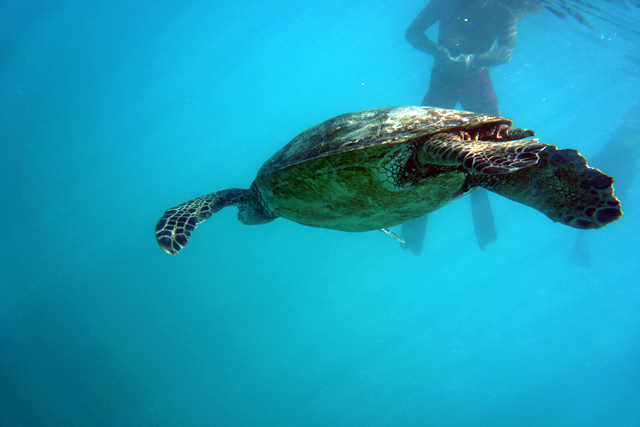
[476,145,622,229]
[155,188,247,255]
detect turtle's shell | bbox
[253,106,509,232]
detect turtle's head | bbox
[237,184,277,225]
[237,204,276,225]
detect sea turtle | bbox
[155,106,622,255]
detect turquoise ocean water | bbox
[1,1,639,426]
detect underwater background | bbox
[1,1,639,426]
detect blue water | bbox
[1,1,639,426]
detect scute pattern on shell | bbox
[257,106,508,179]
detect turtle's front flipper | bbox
[418,134,546,175]
[155,188,247,255]
[475,145,622,229]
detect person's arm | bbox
[405,1,449,59]
[470,13,518,68]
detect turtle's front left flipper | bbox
[418,133,545,175]
[476,145,622,229]
[155,188,247,255]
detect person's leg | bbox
[470,189,497,250]
[421,68,459,108]
[400,216,428,256]
[402,69,459,255]
[569,231,591,268]
[459,68,499,249]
